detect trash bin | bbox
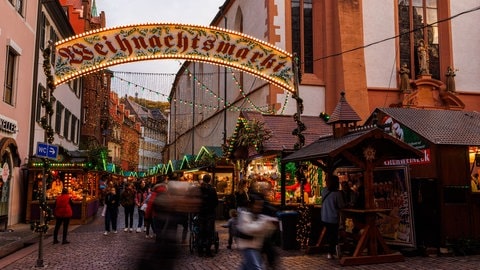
[277,210,299,250]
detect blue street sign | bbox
[36,142,58,160]
[47,144,58,159]
[36,142,48,158]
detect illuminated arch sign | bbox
[54,23,294,92]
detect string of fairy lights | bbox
[111,65,291,114]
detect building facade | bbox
[0,0,38,226]
[31,1,81,161]
[123,96,167,172]
[59,0,111,150]
[166,0,480,160]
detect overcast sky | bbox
[94,0,226,100]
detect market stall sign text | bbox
[54,23,294,92]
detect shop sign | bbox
[0,114,17,134]
[384,148,431,166]
[54,23,294,92]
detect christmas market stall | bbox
[364,108,480,254]
[177,146,234,220]
[223,111,331,206]
[282,93,423,266]
[26,160,101,225]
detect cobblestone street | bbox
[2,209,480,270]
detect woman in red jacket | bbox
[53,188,73,244]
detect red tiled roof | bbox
[242,111,332,152]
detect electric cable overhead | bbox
[311,5,480,63]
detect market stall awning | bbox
[282,127,423,169]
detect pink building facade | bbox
[0,0,38,226]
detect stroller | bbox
[189,214,219,255]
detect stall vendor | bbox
[51,177,64,195]
[286,178,311,196]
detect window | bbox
[49,27,58,64]
[71,115,78,143]
[40,13,46,50]
[9,0,24,16]
[36,84,45,122]
[63,110,71,139]
[398,0,440,79]
[55,102,64,134]
[291,0,313,74]
[4,47,18,106]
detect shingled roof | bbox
[282,127,422,164]
[242,111,332,153]
[327,92,362,124]
[371,108,480,145]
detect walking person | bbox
[142,189,154,238]
[236,193,278,270]
[321,174,346,259]
[197,174,218,257]
[121,183,136,232]
[222,208,238,249]
[135,180,148,232]
[53,188,73,244]
[104,187,120,235]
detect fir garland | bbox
[31,47,56,233]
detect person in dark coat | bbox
[53,188,73,244]
[120,183,136,232]
[104,187,120,235]
[235,179,250,209]
[197,174,218,257]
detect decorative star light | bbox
[363,145,376,161]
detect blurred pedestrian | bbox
[321,174,345,259]
[236,194,277,270]
[222,208,238,249]
[135,180,148,232]
[104,187,120,235]
[53,188,73,244]
[121,183,136,232]
[197,174,218,257]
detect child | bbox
[222,209,238,249]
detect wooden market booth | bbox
[282,93,423,266]
[228,111,331,205]
[26,160,101,225]
[365,107,480,251]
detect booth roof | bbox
[242,111,332,152]
[282,127,422,164]
[370,108,480,145]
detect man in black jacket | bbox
[197,174,218,257]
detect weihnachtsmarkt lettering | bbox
[54,23,294,92]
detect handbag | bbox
[140,203,147,211]
[101,205,106,216]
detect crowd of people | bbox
[49,171,368,268]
